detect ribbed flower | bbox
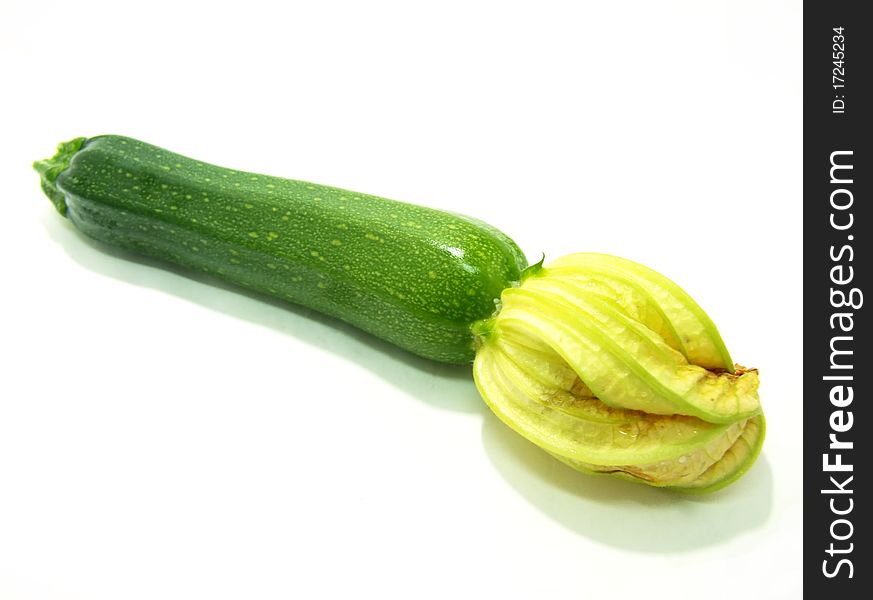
[473,253,764,493]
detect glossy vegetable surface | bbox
[35,135,527,363]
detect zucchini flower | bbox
[472,253,764,493]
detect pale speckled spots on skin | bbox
[52,135,527,363]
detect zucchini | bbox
[35,135,527,363]
[35,135,763,493]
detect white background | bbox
[1,1,802,598]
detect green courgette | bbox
[35,135,764,493]
[35,135,527,363]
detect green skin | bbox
[35,136,528,363]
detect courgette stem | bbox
[33,137,86,216]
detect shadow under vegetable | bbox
[43,210,774,551]
[41,211,481,415]
[481,410,774,552]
